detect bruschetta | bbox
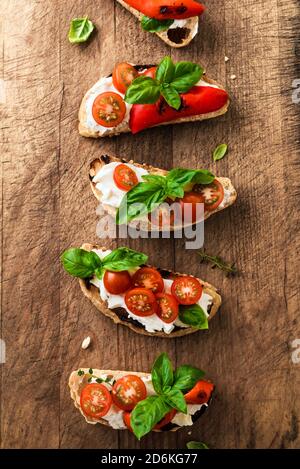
[89,155,237,230]
[117,0,205,48]
[61,244,222,338]
[79,56,229,138]
[69,353,214,439]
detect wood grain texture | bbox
[0,0,299,449]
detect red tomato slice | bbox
[125,287,158,316]
[112,375,147,411]
[123,412,133,432]
[113,164,139,191]
[179,191,205,224]
[156,293,179,323]
[184,380,214,405]
[80,383,112,419]
[103,270,132,294]
[132,267,164,293]
[113,62,139,94]
[194,179,224,212]
[129,86,229,134]
[142,67,157,79]
[92,92,126,128]
[154,409,177,429]
[124,1,205,20]
[171,276,202,305]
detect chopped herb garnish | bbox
[198,250,237,276]
[77,370,84,376]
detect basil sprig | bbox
[131,353,205,440]
[61,247,147,279]
[141,16,174,33]
[68,17,95,44]
[179,304,209,330]
[125,56,203,110]
[116,168,214,225]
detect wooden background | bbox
[0,0,299,449]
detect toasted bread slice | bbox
[78,243,222,338]
[69,367,211,431]
[79,67,229,138]
[89,154,237,231]
[116,0,199,48]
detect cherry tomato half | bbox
[171,276,202,305]
[125,287,158,316]
[132,267,164,294]
[112,62,139,94]
[103,270,132,295]
[142,67,157,79]
[124,1,205,20]
[148,198,176,228]
[179,191,205,224]
[80,383,112,419]
[184,380,214,405]
[194,179,224,212]
[156,293,179,323]
[112,375,147,411]
[113,164,139,191]
[154,409,177,429]
[123,411,133,432]
[92,92,126,128]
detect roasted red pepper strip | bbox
[129,86,229,134]
[124,0,205,20]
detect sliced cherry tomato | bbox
[125,287,158,316]
[156,293,179,323]
[171,276,202,305]
[103,270,132,295]
[130,86,229,134]
[92,92,126,128]
[142,67,157,79]
[148,198,176,228]
[80,383,112,419]
[132,267,164,293]
[154,409,177,429]
[112,375,147,411]
[124,1,205,20]
[113,62,139,94]
[184,380,214,405]
[123,412,133,432]
[194,179,224,212]
[113,163,139,191]
[179,191,205,224]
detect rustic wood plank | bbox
[0,0,61,448]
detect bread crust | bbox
[78,67,230,138]
[116,0,199,48]
[89,154,237,232]
[78,243,222,338]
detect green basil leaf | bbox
[166,180,185,199]
[161,84,181,110]
[116,182,167,224]
[213,143,228,162]
[156,56,175,84]
[141,16,174,33]
[167,168,215,188]
[142,174,167,187]
[61,248,102,278]
[131,396,171,440]
[68,17,95,44]
[151,352,174,394]
[125,76,160,104]
[187,441,209,449]
[173,365,205,393]
[102,247,148,271]
[164,389,187,414]
[172,62,203,94]
[179,304,209,330]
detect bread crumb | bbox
[230,74,237,80]
[81,336,91,350]
[225,56,229,62]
